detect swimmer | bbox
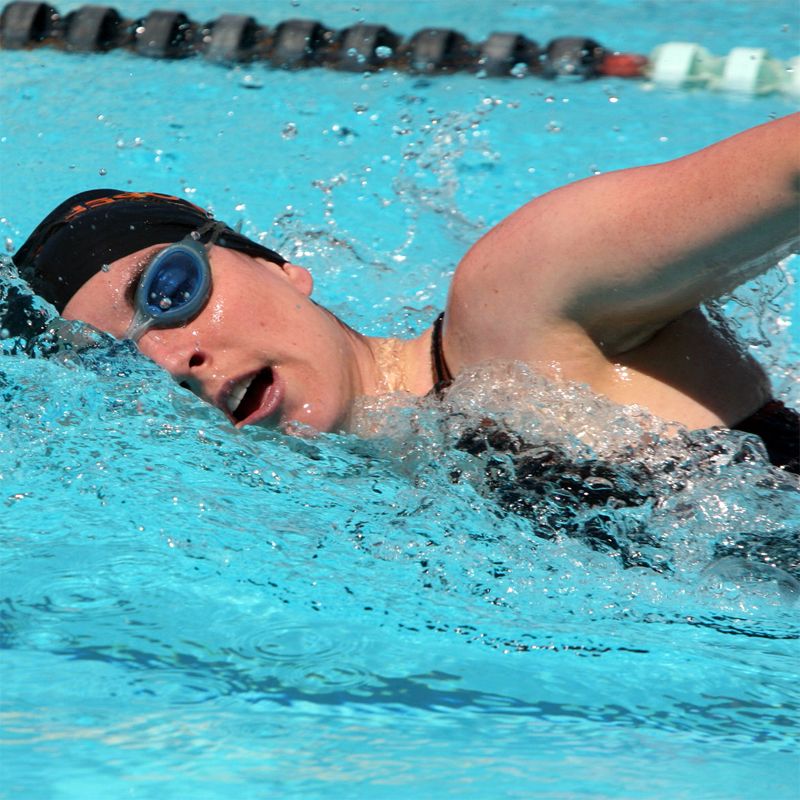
[13,113,800,472]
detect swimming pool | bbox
[2,1,799,797]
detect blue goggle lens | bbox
[144,249,204,315]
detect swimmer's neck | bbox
[359,329,436,397]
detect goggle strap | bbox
[125,307,156,342]
[193,220,227,248]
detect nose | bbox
[135,329,211,397]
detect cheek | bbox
[211,275,275,326]
[204,282,257,331]
[209,295,226,327]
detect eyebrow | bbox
[122,246,168,307]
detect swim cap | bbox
[13,189,286,312]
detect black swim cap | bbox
[13,189,286,312]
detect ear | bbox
[283,262,314,297]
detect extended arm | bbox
[447,113,800,364]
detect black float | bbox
[270,18,328,69]
[134,9,193,58]
[479,33,540,77]
[336,23,398,72]
[404,28,472,73]
[0,0,56,47]
[544,37,605,77]
[202,14,261,64]
[63,5,123,52]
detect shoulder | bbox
[442,185,602,373]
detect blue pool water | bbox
[1,1,799,797]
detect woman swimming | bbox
[14,113,800,471]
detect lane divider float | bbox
[1,1,797,96]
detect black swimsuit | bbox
[732,400,799,474]
[430,312,800,474]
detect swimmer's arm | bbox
[448,112,800,359]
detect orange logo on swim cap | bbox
[63,191,209,222]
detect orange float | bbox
[599,52,649,77]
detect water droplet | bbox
[0,328,9,339]
[235,203,246,212]
[98,168,107,176]
[608,95,619,103]
[4,237,13,253]
[240,73,263,90]
[159,297,173,310]
[282,122,298,140]
[375,45,393,59]
[101,263,110,272]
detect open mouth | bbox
[226,367,275,424]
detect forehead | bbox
[61,244,167,337]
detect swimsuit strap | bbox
[430,312,454,395]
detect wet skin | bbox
[63,244,389,432]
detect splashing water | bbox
[5,244,796,611]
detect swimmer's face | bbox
[63,244,362,432]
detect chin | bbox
[277,420,324,437]
[274,408,347,436]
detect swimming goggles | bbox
[125,220,225,341]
